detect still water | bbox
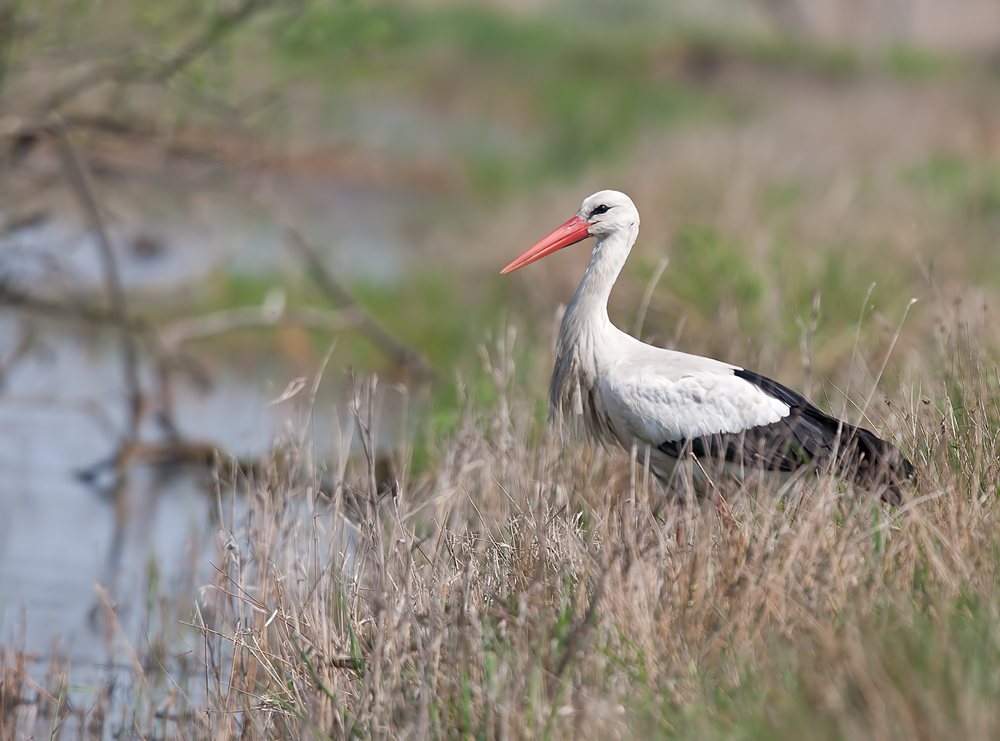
[0,322,283,669]
[0,172,430,702]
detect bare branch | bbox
[49,115,144,440]
[0,2,20,97]
[0,280,141,329]
[286,226,436,381]
[151,0,276,86]
[160,304,362,352]
[38,0,277,114]
[0,322,34,387]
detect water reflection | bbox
[0,168,429,739]
[0,323,287,669]
[1,170,430,296]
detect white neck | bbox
[562,226,635,341]
[549,224,638,420]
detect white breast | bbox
[594,334,790,451]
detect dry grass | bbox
[7,308,1000,739]
[8,4,1000,739]
[5,46,1000,740]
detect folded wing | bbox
[602,363,913,503]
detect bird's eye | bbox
[590,204,611,217]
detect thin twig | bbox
[553,555,614,679]
[633,257,669,338]
[152,0,275,86]
[49,116,143,440]
[0,280,210,386]
[0,281,141,328]
[858,297,919,429]
[801,290,820,399]
[38,0,275,114]
[160,304,362,352]
[0,3,20,97]
[286,226,436,381]
[0,323,34,387]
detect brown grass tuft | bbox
[149,319,1000,739]
[7,314,1000,739]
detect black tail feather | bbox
[658,368,915,504]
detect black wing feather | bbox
[658,368,914,503]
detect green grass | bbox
[907,155,1000,217]
[645,595,1000,739]
[189,267,530,373]
[883,44,957,78]
[174,264,550,475]
[7,0,986,202]
[662,225,765,331]
[269,3,734,190]
[18,316,994,738]
[11,2,1000,738]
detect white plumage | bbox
[502,190,913,501]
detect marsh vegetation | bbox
[5,1,1000,738]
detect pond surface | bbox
[2,169,431,294]
[0,321,280,668]
[0,171,431,718]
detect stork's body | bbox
[503,190,913,502]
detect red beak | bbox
[500,215,591,275]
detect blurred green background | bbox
[5,0,1000,475]
[6,0,1000,730]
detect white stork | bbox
[502,190,913,504]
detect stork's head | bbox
[501,190,639,274]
